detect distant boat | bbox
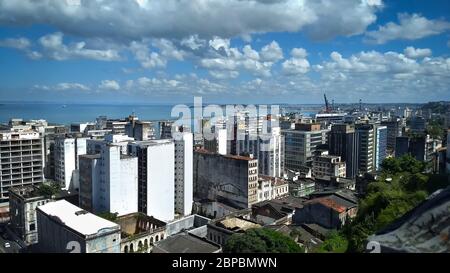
[62,105,67,108]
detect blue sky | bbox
[0,0,449,104]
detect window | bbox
[29,223,36,231]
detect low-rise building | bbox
[312,150,346,180]
[289,178,316,197]
[251,196,306,226]
[9,186,51,245]
[115,212,166,253]
[256,175,289,202]
[206,210,260,246]
[152,233,221,253]
[36,200,121,253]
[293,194,358,229]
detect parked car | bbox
[4,242,11,248]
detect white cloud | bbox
[199,39,282,77]
[152,38,185,61]
[0,37,31,49]
[404,47,432,59]
[180,35,205,50]
[366,13,450,44]
[55,82,90,91]
[38,32,121,61]
[99,80,120,90]
[282,48,310,75]
[209,70,239,79]
[129,41,166,68]
[0,0,382,41]
[260,41,283,62]
[34,82,90,91]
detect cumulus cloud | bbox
[124,75,225,95]
[34,82,90,91]
[0,0,382,41]
[0,37,31,49]
[199,39,282,78]
[129,41,166,68]
[38,32,121,61]
[99,80,120,90]
[365,13,450,44]
[260,41,283,62]
[282,48,310,75]
[403,47,432,59]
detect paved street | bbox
[0,224,21,253]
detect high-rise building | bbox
[447,129,450,174]
[174,132,193,216]
[106,119,128,135]
[329,124,358,178]
[203,128,228,155]
[410,116,426,133]
[395,136,410,157]
[84,135,138,215]
[258,127,284,177]
[282,123,329,171]
[356,124,375,174]
[0,130,44,202]
[54,135,88,190]
[381,119,403,153]
[193,150,259,209]
[312,150,346,180]
[125,118,154,141]
[374,125,388,171]
[79,154,101,213]
[129,139,175,222]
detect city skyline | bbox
[0,0,449,104]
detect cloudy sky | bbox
[0,0,449,104]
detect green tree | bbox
[224,228,304,253]
[97,212,118,221]
[37,182,60,197]
[316,231,348,253]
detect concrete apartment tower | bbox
[174,132,193,216]
[82,135,138,216]
[129,139,175,222]
[54,135,88,190]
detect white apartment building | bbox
[54,135,88,190]
[85,135,138,216]
[129,139,175,222]
[174,132,193,216]
[258,127,284,177]
[203,128,227,155]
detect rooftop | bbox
[194,148,255,161]
[153,233,220,253]
[79,154,101,159]
[217,217,261,232]
[116,212,166,238]
[9,185,48,200]
[37,200,120,237]
[307,195,356,213]
[259,175,289,186]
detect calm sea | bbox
[0,103,178,125]
[0,103,318,125]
